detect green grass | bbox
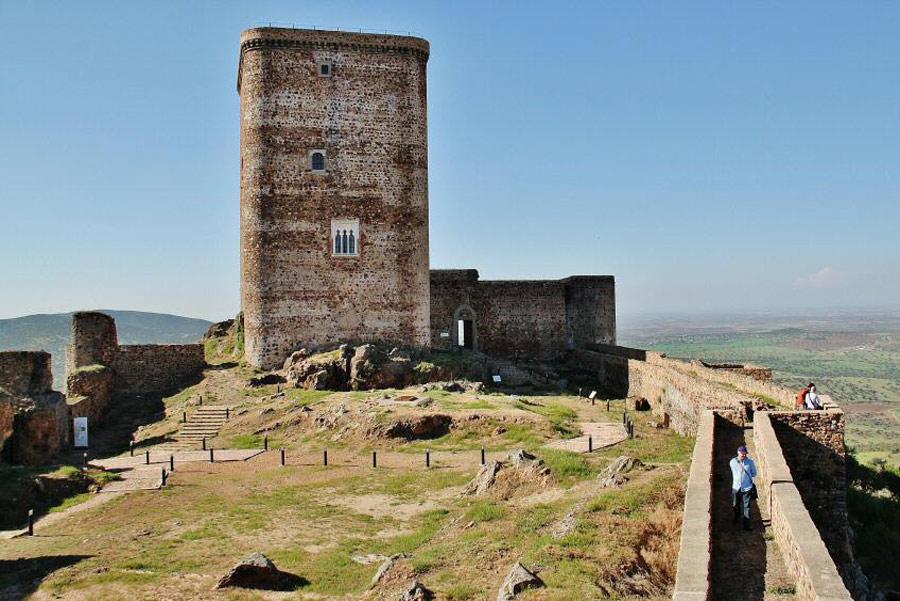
[539,449,595,483]
[514,401,579,437]
[49,492,92,513]
[503,423,543,446]
[225,434,264,449]
[464,500,505,523]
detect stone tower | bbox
[238,28,431,369]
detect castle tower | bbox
[238,28,431,368]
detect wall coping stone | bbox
[673,410,715,600]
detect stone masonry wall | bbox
[1,351,70,465]
[64,311,118,384]
[754,412,852,601]
[0,351,54,397]
[768,411,850,570]
[66,365,114,424]
[429,270,616,360]
[113,344,205,395]
[239,28,431,369]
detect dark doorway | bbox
[458,319,474,350]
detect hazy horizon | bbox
[2,2,898,322]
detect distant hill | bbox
[0,310,213,388]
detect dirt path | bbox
[710,421,795,600]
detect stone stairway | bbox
[165,406,230,450]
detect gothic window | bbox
[310,150,326,172]
[331,219,359,257]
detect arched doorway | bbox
[452,305,478,352]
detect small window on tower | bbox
[319,63,332,77]
[310,150,326,173]
[331,219,360,257]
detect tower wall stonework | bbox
[65,311,118,379]
[238,28,431,368]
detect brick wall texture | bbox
[238,28,431,369]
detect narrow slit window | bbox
[319,63,332,77]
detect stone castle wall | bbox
[430,270,615,360]
[64,311,118,377]
[66,365,114,424]
[239,28,431,369]
[113,344,205,395]
[0,351,70,465]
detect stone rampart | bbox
[64,311,118,380]
[0,351,54,397]
[113,344,205,395]
[672,410,715,601]
[754,412,852,601]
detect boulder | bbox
[215,552,305,590]
[282,349,310,371]
[286,355,347,391]
[350,345,414,390]
[381,414,452,440]
[402,580,435,601]
[462,461,503,496]
[371,554,404,588]
[598,455,644,488]
[551,503,583,539]
[497,562,544,601]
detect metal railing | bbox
[256,22,423,37]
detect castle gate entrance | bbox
[452,305,478,352]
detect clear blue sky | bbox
[2,1,898,321]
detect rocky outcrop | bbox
[380,414,452,440]
[497,562,544,601]
[215,552,304,591]
[462,450,551,498]
[350,344,414,390]
[598,455,644,488]
[402,580,435,601]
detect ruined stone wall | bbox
[113,344,205,395]
[64,311,118,382]
[429,271,616,360]
[66,365,114,423]
[0,351,70,465]
[0,351,54,397]
[239,28,431,369]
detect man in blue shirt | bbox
[729,444,757,531]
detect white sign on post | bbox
[492,374,502,383]
[74,417,88,448]
[589,391,597,400]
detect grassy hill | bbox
[0,310,213,387]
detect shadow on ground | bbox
[0,555,91,600]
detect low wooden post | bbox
[280,448,285,467]
[606,399,610,412]
[225,407,230,421]
[83,452,88,467]
[372,450,377,468]
[209,448,214,463]
[426,449,431,469]
[182,411,187,423]
[588,435,593,453]
[481,447,486,466]
[161,468,167,486]
[130,440,135,457]
[264,435,269,451]
[145,450,150,465]
[578,387,583,398]
[27,509,34,536]
[169,455,175,472]
[199,394,203,405]
[323,448,328,466]
[202,437,206,451]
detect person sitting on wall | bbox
[795,384,810,409]
[730,444,757,531]
[803,382,823,410]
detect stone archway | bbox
[452,305,478,352]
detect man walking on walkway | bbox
[730,444,757,531]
